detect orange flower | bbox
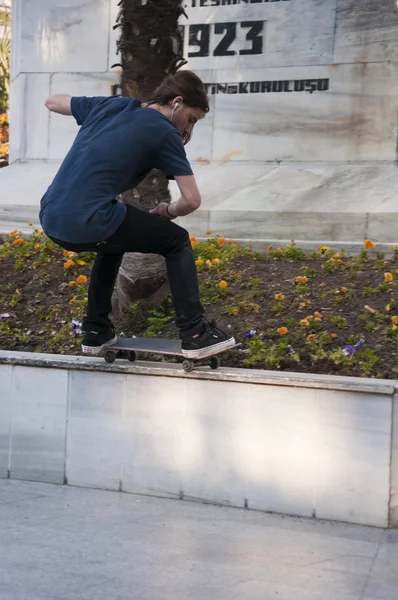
[64,260,74,269]
[69,296,77,305]
[332,253,339,259]
[307,334,316,342]
[76,275,87,284]
[63,250,70,257]
[277,327,288,335]
[300,319,310,327]
[195,258,203,266]
[274,293,285,301]
[276,248,283,254]
[9,229,18,237]
[365,305,377,314]
[212,258,220,265]
[69,281,78,287]
[190,236,198,248]
[295,276,308,284]
[318,246,329,254]
[34,243,40,250]
[331,333,337,338]
[232,308,239,315]
[392,316,398,324]
[219,280,228,289]
[392,246,397,252]
[341,287,348,293]
[13,238,24,245]
[28,222,33,227]
[364,239,376,249]
[306,315,314,320]
[267,245,273,252]
[206,230,213,235]
[384,272,393,282]
[217,237,225,247]
[314,311,322,318]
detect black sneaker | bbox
[181,321,235,359]
[81,330,117,355]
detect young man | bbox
[40,70,235,359]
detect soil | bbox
[1,234,398,379]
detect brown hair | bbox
[147,70,209,114]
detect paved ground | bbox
[0,480,397,600]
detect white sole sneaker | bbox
[82,334,118,355]
[182,336,236,359]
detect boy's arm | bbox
[150,176,201,220]
[45,94,72,115]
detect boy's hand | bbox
[150,202,175,220]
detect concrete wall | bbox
[9,0,398,164]
[1,350,397,529]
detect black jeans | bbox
[50,204,204,338]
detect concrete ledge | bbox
[1,350,398,528]
[0,350,395,395]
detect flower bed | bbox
[1,227,398,378]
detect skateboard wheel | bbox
[210,356,220,370]
[104,350,116,364]
[182,359,195,373]
[128,351,137,363]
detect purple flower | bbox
[0,313,10,320]
[260,334,267,342]
[286,344,295,355]
[244,329,257,339]
[342,338,365,357]
[72,320,83,336]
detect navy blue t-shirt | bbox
[40,96,193,243]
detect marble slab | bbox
[314,389,391,527]
[15,0,111,73]
[0,365,12,477]
[183,0,336,70]
[122,375,187,498]
[245,384,318,517]
[334,0,398,64]
[211,63,398,162]
[66,370,125,490]
[24,74,51,160]
[8,74,26,162]
[48,72,118,160]
[10,366,67,484]
[390,391,398,527]
[208,209,368,241]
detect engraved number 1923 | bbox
[188,21,264,58]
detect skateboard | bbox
[102,336,240,372]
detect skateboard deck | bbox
[102,336,240,372]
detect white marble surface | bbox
[66,370,125,490]
[48,72,119,159]
[15,0,111,74]
[1,358,392,526]
[184,0,336,70]
[0,366,12,477]
[211,62,398,162]
[8,366,68,484]
[334,0,398,64]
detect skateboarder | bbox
[40,70,235,359]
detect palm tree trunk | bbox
[112,0,187,318]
